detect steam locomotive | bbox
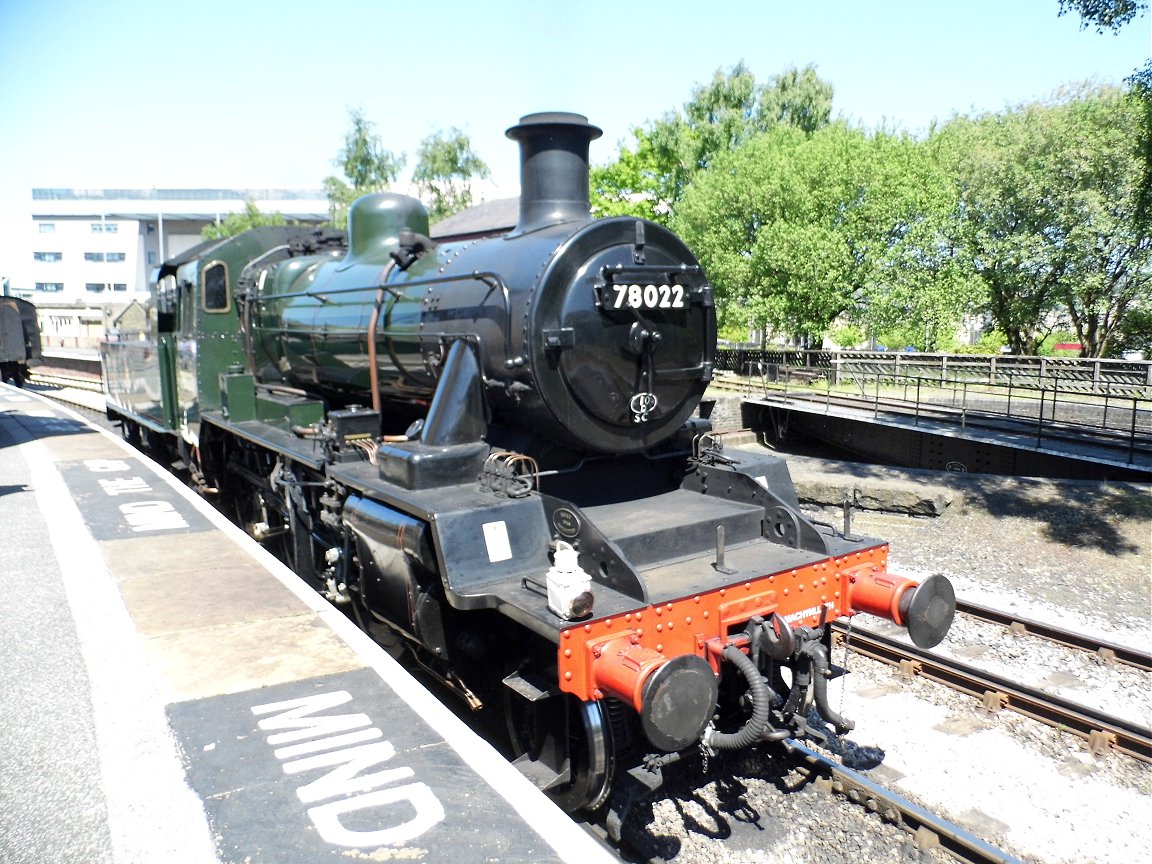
[102,112,956,816]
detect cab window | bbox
[203,261,229,312]
[156,274,177,332]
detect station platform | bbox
[0,384,615,864]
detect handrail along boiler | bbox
[102,112,956,815]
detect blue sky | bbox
[0,0,1148,278]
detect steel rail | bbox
[784,739,1024,864]
[832,625,1152,763]
[29,371,103,392]
[956,600,1152,671]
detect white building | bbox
[18,188,329,305]
[8,188,329,350]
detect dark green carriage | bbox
[102,227,340,446]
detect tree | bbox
[937,85,1150,357]
[757,64,834,134]
[1057,0,1148,31]
[862,134,981,351]
[1129,61,1152,227]
[324,109,405,229]
[591,62,834,221]
[202,200,287,240]
[591,64,760,223]
[589,133,668,222]
[673,123,959,341]
[1111,304,1152,356]
[1060,0,1151,256]
[1057,87,1151,357]
[412,128,490,223]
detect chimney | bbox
[505,112,602,236]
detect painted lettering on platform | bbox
[251,690,445,848]
[85,459,132,472]
[118,500,188,532]
[83,458,189,533]
[99,476,152,496]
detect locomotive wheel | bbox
[505,692,615,814]
[233,487,292,563]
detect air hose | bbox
[702,644,772,751]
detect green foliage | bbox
[201,200,287,240]
[673,123,965,342]
[717,319,755,344]
[1128,61,1152,228]
[829,324,865,349]
[936,84,1151,357]
[757,65,835,134]
[412,128,490,224]
[857,132,980,352]
[1057,0,1148,31]
[324,109,405,229]
[871,322,966,353]
[1111,305,1152,356]
[591,61,834,220]
[952,330,1008,354]
[589,131,670,223]
[593,55,1151,360]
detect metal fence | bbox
[718,349,1152,465]
[715,349,1152,393]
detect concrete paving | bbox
[0,385,615,864]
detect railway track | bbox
[24,369,109,418]
[956,598,1152,671]
[785,740,1023,864]
[834,618,1152,763]
[29,370,103,392]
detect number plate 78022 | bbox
[601,283,686,311]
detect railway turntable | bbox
[0,383,615,864]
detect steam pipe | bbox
[367,259,399,414]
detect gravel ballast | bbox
[622,454,1150,864]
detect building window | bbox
[39,223,55,234]
[34,251,63,262]
[202,261,229,312]
[147,252,156,264]
[35,282,64,292]
[106,252,126,262]
[112,283,127,291]
[90,223,120,233]
[85,252,105,262]
[85,283,107,293]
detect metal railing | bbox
[716,349,1152,393]
[721,351,1152,468]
